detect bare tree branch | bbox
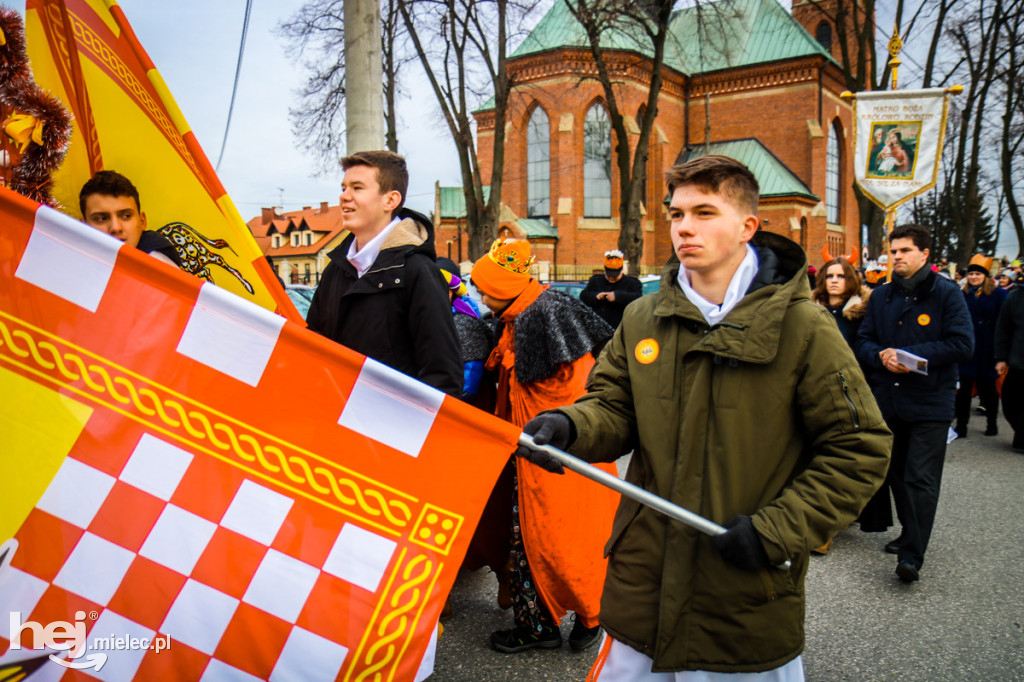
[398,0,534,260]
[563,0,676,268]
[279,0,412,170]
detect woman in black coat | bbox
[955,262,1008,437]
[811,258,870,345]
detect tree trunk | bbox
[999,6,1024,257]
[397,0,513,262]
[564,0,673,271]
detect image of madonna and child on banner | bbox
[867,123,919,178]
[853,88,952,210]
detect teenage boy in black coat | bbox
[306,151,461,396]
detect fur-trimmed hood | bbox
[814,286,870,320]
[841,286,871,320]
[326,207,436,267]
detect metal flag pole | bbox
[883,21,903,282]
[518,434,791,571]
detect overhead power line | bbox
[216,0,254,172]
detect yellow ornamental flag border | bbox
[0,309,473,557]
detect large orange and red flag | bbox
[24,0,299,320]
[0,185,518,680]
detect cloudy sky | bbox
[117,0,465,219]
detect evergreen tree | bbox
[913,184,999,263]
[974,203,998,256]
[912,188,957,262]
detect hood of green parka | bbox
[653,230,811,365]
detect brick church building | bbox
[438,0,868,276]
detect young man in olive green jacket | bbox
[517,155,892,679]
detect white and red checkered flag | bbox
[0,186,517,681]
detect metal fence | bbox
[541,263,662,282]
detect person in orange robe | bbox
[471,238,619,654]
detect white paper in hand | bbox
[896,349,928,375]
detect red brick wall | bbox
[791,0,874,80]
[473,49,860,273]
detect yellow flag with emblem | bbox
[25,0,300,320]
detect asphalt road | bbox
[432,407,1024,681]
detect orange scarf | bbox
[485,278,545,376]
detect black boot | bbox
[955,422,968,439]
[1013,432,1024,453]
[985,419,998,436]
[490,624,561,653]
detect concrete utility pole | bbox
[343,0,385,154]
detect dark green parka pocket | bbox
[827,370,868,434]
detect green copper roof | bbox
[668,0,834,73]
[510,0,652,60]
[440,186,490,219]
[510,0,833,74]
[440,187,559,237]
[677,139,817,201]
[518,218,558,238]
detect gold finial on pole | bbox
[888,21,903,91]
[882,19,902,276]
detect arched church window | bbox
[583,104,612,218]
[816,21,832,53]
[826,121,841,225]
[526,107,550,218]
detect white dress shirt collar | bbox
[347,217,401,278]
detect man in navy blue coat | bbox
[856,224,973,583]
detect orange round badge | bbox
[917,314,931,326]
[635,338,659,364]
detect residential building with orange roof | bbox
[247,201,347,285]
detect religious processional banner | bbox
[0,186,518,681]
[853,88,951,211]
[24,0,300,321]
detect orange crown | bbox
[968,254,994,272]
[487,238,534,274]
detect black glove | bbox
[710,515,770,571]
[512,413,575,474]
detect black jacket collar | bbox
[325,207,436,276]
[886,268,937,302]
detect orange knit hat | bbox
[604,249,624,270]
[472,238,534,299]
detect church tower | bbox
[791,0,875,84]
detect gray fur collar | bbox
[513,290,614,384]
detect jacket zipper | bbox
[839,371,861,430]
[367,263,403,276]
